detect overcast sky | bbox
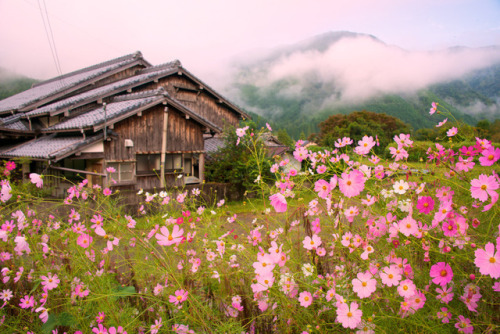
[1,0,499,89]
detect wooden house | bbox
[0,52,248,195]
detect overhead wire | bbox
[37,0,64,87]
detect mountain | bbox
[229,31,500,138]
[0,68,38,100]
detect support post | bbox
[160,106,169,188]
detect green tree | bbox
[315,110,411,153]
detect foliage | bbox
[0,102,499,333]
[0,68,38,100]
[205,121,274,196]
[314,110,411,154]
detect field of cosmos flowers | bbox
[0,103,499,333]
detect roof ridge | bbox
[138,60,181,74]
[110,87,167,102]
[32,51,145,88]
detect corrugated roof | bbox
[0,52,148,114]
[0,133,103,161]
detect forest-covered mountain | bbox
[0,68,38,101]
[229,32,500,138]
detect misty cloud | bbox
[233,36,500,107]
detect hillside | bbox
[0,68,38,101]
[229,31,500,138]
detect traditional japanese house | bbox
[0,52,248,195]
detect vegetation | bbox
[0,103,499,333]
[313,110,411,154]
[0,68,38,100]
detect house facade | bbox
[0,52,248,195]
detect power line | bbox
[37,0,63,78]
[42,0,63,75]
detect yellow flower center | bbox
[347,312,353,318]
[490,257,496,264]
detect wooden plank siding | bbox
[132,76,242,129]
[103,103,205,190]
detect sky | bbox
[0,0,499,92]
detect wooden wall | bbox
[104,103,205,190]
[134,75,242,129]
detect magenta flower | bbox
[92,324,108,334]
[446,127,458,137]
[269,193,287,212]
[77,233,93,248]
[29,173,43,188]
[474,242,500,279]
[416,196,434,215]
[156,225,184,246]
[352,272,377,298]
[455,315,473,334]
[19,295,34,309]
[5,161,16,171]
[430,102,437,115]
[298,291,313,308]
[40,273,60,290]
[339,170,365,198]
[302,234,322,251]
[397,279,416,298]
[103,188,112,196]
[479,146,500,166]
[314,179,331,199]
[336,301,362,329]
[169,289,188,306]
[380,265,402,287]
[96,312,105,324]
[436,285,454,304]
[437,307,451,323]
[470,174,499,211]
[430,262,453,286]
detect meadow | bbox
[0,104,499,333]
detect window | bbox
[107,162,134,182]
[165,154,182,171]
[136,154,160,174]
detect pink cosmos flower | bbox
[40,273,60,290]
[29,173,43,188]
[298,291,313,308]
[103,188,112,196]
[338,170,365,198]
[429,262,453,286]
[397,279,416,298]
[354,136,376,155]
[303,234,322,251]
[352,272,377,298]
[470,174,499,211]
[436,118,448,127]
[77,233,93,248]
[316,165,327,174]
[479,146,500,166]
[92,324,108,334]
[430,102,437,114]
[380,265,402,287]
[169,289,188,306]
[156,225,184,246]
[19,295,35,309]
[437,307,451,323]
[455,315,473,334]
[474,242,500,279]
[151,317,163,334]
[5,161,16,171]
[35,306,49,323]
[96,312,105,324]
[416,196,434,215]
[446,127,458,137]
[269,193,287,213]
[436,285,454,304]
[398,216,418,237]
[314,179,331,199]
[336,301,362,329]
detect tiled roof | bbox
[0,114,29,131]
[0,133,103,161]
[0,52,148,114]
[45,96,161,131]
[204,136,225,153]
[25,62,180,117]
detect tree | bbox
[315,110,411,153]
